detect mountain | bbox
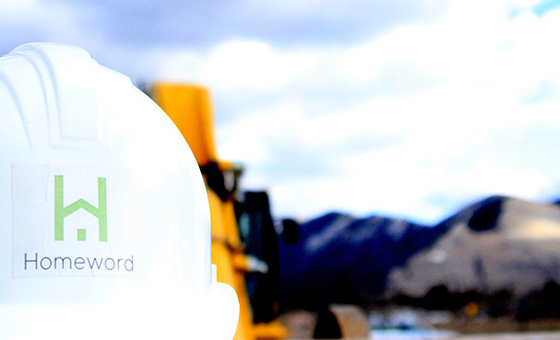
[387,196,560,299]
[278,195,560,311]
[278,212,448,310]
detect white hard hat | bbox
[0,43,239,339]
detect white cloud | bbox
[206,1,560,222]
[217,105,296,165]
[196,40,318,91]
[0,0,37,10]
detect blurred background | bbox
[3,0,560,338]
[3,0,560,223]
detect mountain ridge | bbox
[278,194,560,311]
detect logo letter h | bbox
[54,175,107,242]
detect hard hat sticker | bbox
[12,163,140,277]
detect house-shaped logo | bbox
[54,175,108,242]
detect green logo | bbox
[54,175,107,242]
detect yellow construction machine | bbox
[151,83,287,340]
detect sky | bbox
[1,0,560,224]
